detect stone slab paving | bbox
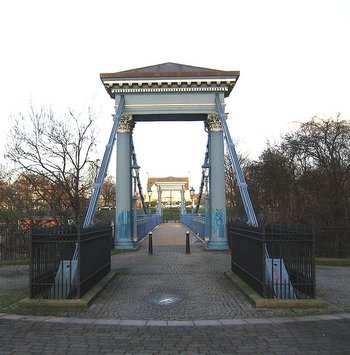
[0,314,349,354]
[315,265,350,312]
[0,223,350,354]
[76,223,349,320]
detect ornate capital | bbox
[206,114,223,132]
[118,115,135,133]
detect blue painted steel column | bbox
[207,114,229,250]
[204,194,210,240]
[115,115,135,250]
[132,195,138,244]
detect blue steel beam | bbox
[216,95,295,297]
[83,95,125,228]
[215,94,259,227]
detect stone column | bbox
[206,114,228,250]
[156,185,162,215]
[180,185,187,215]
[115,115,135,250]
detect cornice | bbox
[102,78,237,98]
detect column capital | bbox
[118,115,135,133]
[206,114,223,132]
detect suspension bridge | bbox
[83,62,258,251]
[38,63,300,302]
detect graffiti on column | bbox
[118,211,130,239]
[215,208,224,239]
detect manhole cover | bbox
[148,293,183,306]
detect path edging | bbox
[18,271,117,309]
[224,271,328,309]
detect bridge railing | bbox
[181,214,205,238]
[137,214,162,240]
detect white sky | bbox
[1,0,350,191]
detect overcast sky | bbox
[1,0,350,191]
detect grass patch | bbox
[0,259,29,266]
[0,286,28,313]
[316,257,350,266]
[115,268,131,275]
[111,248,138,255]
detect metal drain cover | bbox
[149,293,183,306]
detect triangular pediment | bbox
[101,62,239,79]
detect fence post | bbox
[186,231,190,254]
[77,227,81,299]
[311,225,316,298]
[29,223,33,298]
[148,232,153,254]
[262,223,267,298]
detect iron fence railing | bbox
[30,224,111,299]
[228,222,315,299]
[264,224,315,299]
[315,225,350,258]
[229,223,264,295]
[315,247,350,259]
[181,214,205,238]
[137,214,162,240]
[0,224,29,262]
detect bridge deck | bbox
[149,222,194,245]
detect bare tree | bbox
[6,105,97,224]
[224,149,251,221]
[244,147,296,223]
[280,115,350,225]
[101,176,116,208]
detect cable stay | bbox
[194,135,210,213]
[215,94,258,227]
[83,96,125,228]
[131,137,148,214]
[215,94,295,297]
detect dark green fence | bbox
[0,224,29,262]
[30,224,111,299]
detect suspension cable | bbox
[194,135,210,213]
[131,137,148,214]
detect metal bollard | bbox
[186,231,190,254]
[148,232,153,254]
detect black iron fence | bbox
[228,222,315,299]
[30,224,111,299]
[315,225,350,258]
[0,224,29,262]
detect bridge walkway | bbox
[146,222,197,246]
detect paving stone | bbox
[193,320,221,326]
[119,320,147,326]
[218,318,248,325]
[146,320,167,326]
[1,223,350,354]
[167,320,194,326]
